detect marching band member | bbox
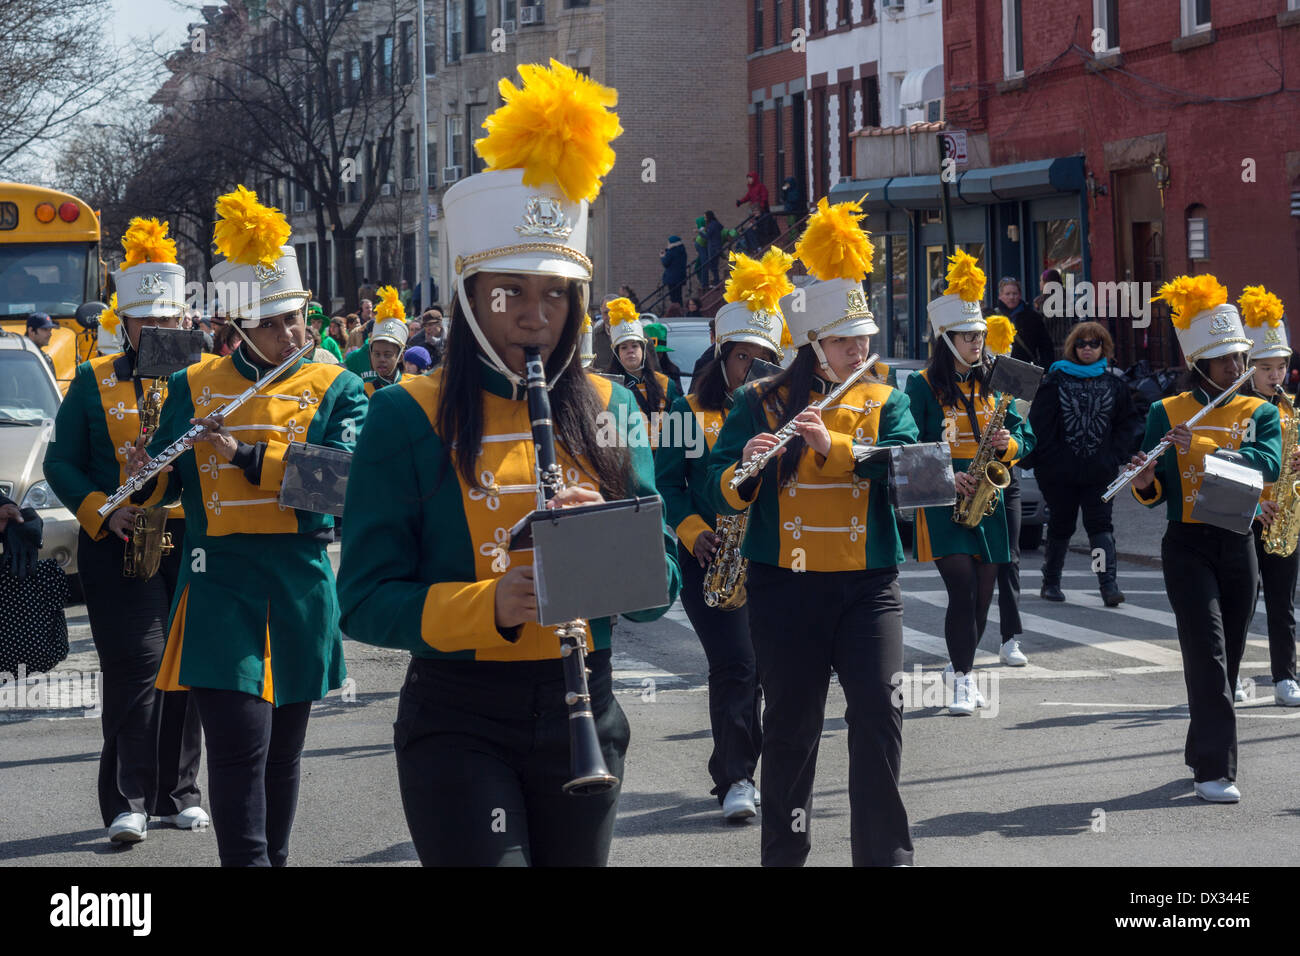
[655,248,790,821]
[708,198,917,867]
[904,252,1029,716]
[1130,276,1280,802]
[361,287,409,396]
[1238,286,1300,707]
[336,60,681,867]
[44,218,207,844]
[140,187,368,864]
[606,298,682,450]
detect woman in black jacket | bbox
[1024,321,1143,605]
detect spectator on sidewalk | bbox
[703,211,724,288]
[661,236,688,306]
[780,176,804,230]
[994,276,1055,368]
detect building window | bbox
[838,0,851,26]
[753,0,763,52]
[1093,0,1119,51]
[1291,0,1300,11]
[447,0,463,62]
[814,0,826,32]
[565,0,592,7]
[425,13,437,75]
[772,0,782,46]
[378,35,394,91]
[469,104,488,173]
[401,129,415,180]
[346,51,361,105]
[1181,0,1210,34]
[863,74,880,127]
[427,135,438,188]
[775,104,785,189]
[447,114,464,172]
[331,59,343,105]
[839,82,853,180]
[813,87,829,199]
[468,0,487,53]
[754,104,764,189]
[502,0,517,27]
[361,40,373,95]
[1186,206,1209,260]
[1003,0,1024,76]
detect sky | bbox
[109,0,200,59]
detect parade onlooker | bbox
[359,298,374,324]
[704,211,724,288]
[736,171,778,246]
[344,326,366,356]
[1023,321,1142,606]
[1034,269,1064,315]
[994,277,1055,368]
[686,296,703,316]
[661,235,688,306]
[308,327,339,365]
[619,285,640,309]
[403,345,432,376]
[322,316,346,362]
[345,312,361,334]
[399,278,414,315]
[25,312,55,372]
[780,175,803,230]
[213,322,242,357]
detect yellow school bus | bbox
[0,183,106,389]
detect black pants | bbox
[393,650,630,866]
[1040,474,1114,539]
[936,554,999,674]
[78,521,201,827]
[676,540,762,801]
[746,562,913,867]
[1251,523,1299,683]
[995,473,1022,642]
[191,688,312,866]
[1162,522,1257,782]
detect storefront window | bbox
[1035,218,1082,285]
[891,238,909,358]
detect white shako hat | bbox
[716,247,794,361]
[442,59,622,388]
[113,217,186,319]
[1154,275,1251,368]
[1239,285,1290,360]
[605,297,644,349]
[786,196,877,380]
[927,248,987,349]
[370,317,409,350]
[208,185,308,329]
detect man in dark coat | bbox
[703,211,724,288]
[993,277,1055,368]
[660,236,688,306]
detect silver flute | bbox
[1101,364,1255,503]
[729,354,878,490]
[97,340,315,517]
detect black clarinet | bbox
[523,347,619,796]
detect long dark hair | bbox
[926,332,991,408]
[755,348,822,486]
[692,341,776,411]
[607,340,667,419]
[435,277,631,499]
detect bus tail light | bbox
[34,201,56,223]
[58,202,80,223]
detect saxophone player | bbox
[904,251,1030,716]
[708,199,917,867]
[1240,286,1300,707]
[43,218,207,844]
[654,249,787,821]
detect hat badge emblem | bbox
[746,309,775,330]
[253,262,285,286]
[1265,326,1283,345]
[1207,311,1235,336]
[516,197,573,239]
[846,288,867,312]
[137,272,167,295]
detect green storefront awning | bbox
[830,155,1086,209]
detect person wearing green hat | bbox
[643,320,685,390]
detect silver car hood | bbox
[0,423,53,501]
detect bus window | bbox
[0,242,88,317]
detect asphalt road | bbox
[2,543,1296,868]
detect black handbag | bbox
[0,508,70,675]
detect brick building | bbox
[838,0,1300,364]
[744,0,808,236]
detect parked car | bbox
[883,355,1047,552]
[0,330,79,584]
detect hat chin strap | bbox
[456,279,577,390]
[809,338,840,383]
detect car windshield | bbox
[661,325,713,394]
[0,242,89,317]
[0,350,60,422]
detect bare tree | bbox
[158,0,419,311]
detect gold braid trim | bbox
[455,242,593,276]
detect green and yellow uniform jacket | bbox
[903,368,1030,563]
[656,392,728,553]
[618,368,683,452]
[148,348,368,705]
[1132,387,1280,521]
[336,363,682,661]
[707,375,919,572]
[362,367,402,397]
[44,351,212,538]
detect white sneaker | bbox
[1194,778,1241,803]
[753,789,761,807]
[948,674,975,716]
[999,639,1028,667]
[1275,679,1300,707]
[722,780,757,820]
[971,676,988,709]
[108,811,147,843]
[159,806,210,830]
[1234,678,1246,703]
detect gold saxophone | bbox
[1264,385,1300,556]
[702,512,749,610]
[951,392,1013,529]
[123,377,174,579]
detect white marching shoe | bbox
[108,812,147,843]
[1234,678,1246,703]
[949,674,976,716]
[999,639,1028,666]
[1274,678,1300,707]
[722,780,757,820]
[1194,778,1241,803]
[159,806,210,830]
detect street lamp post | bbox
[416,0,432,312]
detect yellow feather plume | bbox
[374,285,406,321]
[724,248,795,314]
[944,250,986,303]
[985,313,1016,355]
[99,293,120,336]
[1152,274,1227,330]
[212,185,291,267]
[793,197,874,281]
[121,217,177,268]
[1238,285,1284,328]
[606,297,638,327]
[581,314,592,333]
[475,59,622,204]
